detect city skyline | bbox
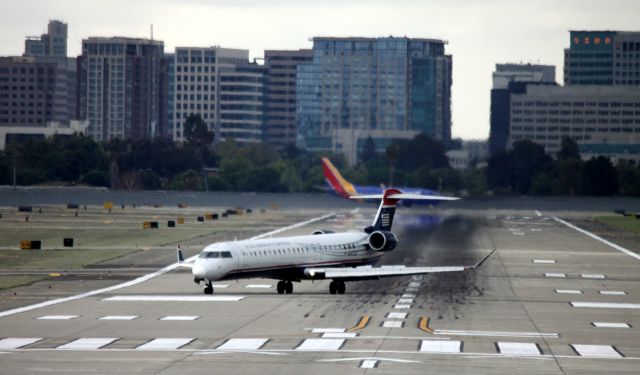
[1,0,638,140]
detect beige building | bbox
[509,85,640,164]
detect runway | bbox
[1,206,640,374]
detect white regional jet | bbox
[178,188,493,295]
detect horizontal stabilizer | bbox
[349,193,459,201]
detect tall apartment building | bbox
[264,49,312,146]
[78,37,167,141]
[509,85,640,164]
[167,47,265,143]
[24,20,68,58]
[564,31,640,86]
[297,36,452,165]
[489,63,556,155]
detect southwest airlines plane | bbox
[178,189,492,295]
[321,157,459,204]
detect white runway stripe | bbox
[555,289,582,294]
[99,315,138,320]
[497,342,541,356]
[57,338,118,350]
[0,338,42,349]
[104,295,245,302]
[216,338,268,350]
[311,328,345,333]
[581,274,605,279]
[408,282,421,288]
[393,304,411,309]
[211,284,230,288]
[387,312,407,319]
[420,340,461,353]
[533,259,556,264]
[296,339,344,351]
[244,284,272,289]
[434,330,559,339]
[160,316,199,321]
[405,287,418,292]
[37,315,78,320]
[397,298,414,304]
[592,322,630,328]
[360,359,378,368]
[571,302,640,309]
[544,273,566,278]
[401,293,416,298]
[382,320,404,328]
[136,338,194,350]
[572,344,622,358]
[599,290,626,295]
[322,332,357,338]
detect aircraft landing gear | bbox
[329,280,345,295]
[277,280,293,294]
[203,281,213,295]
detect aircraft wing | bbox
[305,249,494,280]
[349,193,460,201]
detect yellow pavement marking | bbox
[419,316,434,334]
[347,315,370,332]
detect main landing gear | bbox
[277,280,293,294]
[329,280,346,295]
[203,281,213,295]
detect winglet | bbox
[465,249,495,270]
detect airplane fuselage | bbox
[192,232,383,283]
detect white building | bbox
[0,120,88,150]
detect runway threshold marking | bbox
[420,340,461,353]
[215,338,269,351]
[0,212,336,318]
[311,328,346,333]
[571,344,623,358]
[295,339,345,351]
[418,317,434,334]
[346,315,370,332]
[387,312,407,319]
[382,320,404,328]
[136,338,194,350]
[497,342,541,356]
[0,338,42,350]
[553,217,640,262]
[322,332,358,338]
[57,338,118,350]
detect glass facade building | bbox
[297,37,452,165]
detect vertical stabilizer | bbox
[365,188,401,233]
[321,157,357,198]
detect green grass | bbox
[595,215,640,235]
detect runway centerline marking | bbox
[555,289,583,294]
[544,273,566,278]
[571,302,640,309]
[136,338,194,350]
[245,284,272,289]
[99,315,138,320]
[572,344,622,358]
[581,274,605,279]
[599,290,626,295]
[0,212,335,318]
[37,315,78,320]
[533,259,556,264]
[160,315,199,321]
[104,295,245,302]
[553,217,640,262]
[216,338,269,351]
[497,342,541,356]
[295,338,344,351]
[592,322,630,328]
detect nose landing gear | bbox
[277,280,293,294]
[329,280,345,294]
[203,281,213,295]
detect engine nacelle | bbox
[368,230,398,251]
[312,229,335,235]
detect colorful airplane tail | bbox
[321,157,357,198]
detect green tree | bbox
[556,136,580,160]
[183,114,214,148]
[579,156,619,196]
[616,161,640,196]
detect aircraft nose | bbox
[192,262,206,280]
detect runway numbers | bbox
[296,338,344,351]
[99,315,138,320]
[592,322,630,328]
[0,338,42,349]
[581,274,605,279]
[216,338,268,350]
[37,315,78,320]
[599,290,626,295]
[382,320,404,328]
[420,340,461,353]
[57,338,118,350]
[497,342,541,356]
[160,316,199,321]
[136,338,194,350]
[533,259,556,264]
[555,289,583,294]
[571,302,640,309]
[544,273,566,278]
[572,344,622,358]
[387,312,407,319]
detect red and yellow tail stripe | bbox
[321,157,358,197]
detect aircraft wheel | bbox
[204,283,213,295]
[285,281,293,294]
[277,281,285,294]
[329,281,337,294]
[337,281,345,294]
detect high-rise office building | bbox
[489,64,556,155]
[78,37,166,141]
[564,31,640,86]
[167,47,265,143]
[297,36,452,165]
[264,49,312,146]
[24,20,68,58]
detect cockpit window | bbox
[207,252,220,258]
[221,251,232,258]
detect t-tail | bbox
[321,157,358,198]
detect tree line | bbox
[1,114,639,196]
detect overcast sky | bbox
[1,0,638,139]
